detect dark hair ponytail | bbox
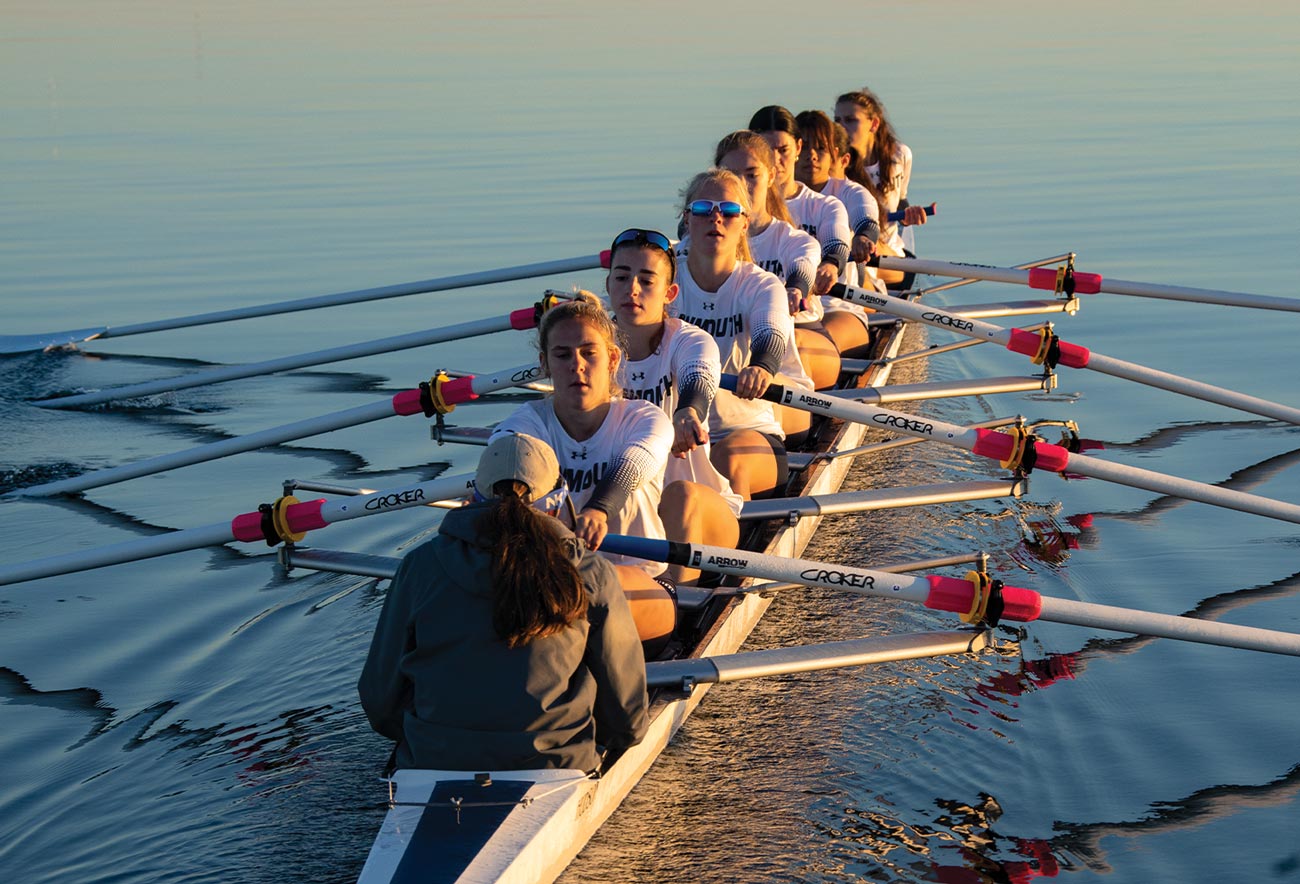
[482,482,588,647]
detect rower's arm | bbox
[585,406,672,518]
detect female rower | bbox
[794,109,884,357]
[833,87,927,285]
[492,296,678,654]
[358,432,648,773]
[605,227,742,585]
[748,105,851,303]
[712,129,841,390]
[673,168,812,500]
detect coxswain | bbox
[358,432,648,773]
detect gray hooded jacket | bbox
[358,503,648,772]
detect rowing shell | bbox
[353,292,981,883]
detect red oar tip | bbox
[1026,266,1103,295]
[923,575,1042,623]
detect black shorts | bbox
[749,431,790,500]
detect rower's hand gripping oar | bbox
[864,253,1300,314]
[884,203,937,224]
[829,282,1300,426]
[599,535,1300,658]
[721,374,1300,526]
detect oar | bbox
[866,255,1300,313]
[645,629,985,689]
[8,363,541,498]
[0,254,607,355]
[0,474,473,587]
[599,536,1300,657]
[32,297,557,410]
[723,375,1300,526]
[831,283,1300,426]
[294,476,1026,523]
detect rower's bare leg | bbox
[710,430,780,500]
[794,326,841,390]
[874,241,907,286]
[659,480,741,585]
[822,309,874,358]
[614,564,676,649]
[778,404,811,449]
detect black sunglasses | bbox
[609,228,676,282]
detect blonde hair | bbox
[713,130,793,225]
[679,168,754,264]
[536,291,624,398]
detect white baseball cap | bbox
[474,432,562,504]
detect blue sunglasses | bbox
[687,199,746,218]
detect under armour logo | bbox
[571,448,588,460]
[631,371,646,381]
[702,301,716,310]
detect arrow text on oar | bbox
[831,283,1300,426]
[723,374,1300,526]
[599,536,1300,657]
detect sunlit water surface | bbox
[2,3,1299,882]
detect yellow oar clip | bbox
[269,495,307,544]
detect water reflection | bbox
[815,792,1060,882]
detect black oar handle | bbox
[719,373,786,403]
[885,202,937,223]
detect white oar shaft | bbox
[646,630,988,687]
[834,284,1300,426]
[13,364,538,498]
[35,310,534,409]
[0,522,240,587]
[729,377,1300,526]
[738,480,1023,520]
[878,257,1047,289]
[0,254,603,355]
[0,473,472,587]
[876,255,1300,313]
[1098,276,1300,312]
[600,536,1300,657]
[15,401,395,497]
[1052,454,1300,522]
[1081,352,1300,424]
[1039,597,1300,656]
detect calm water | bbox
[2,2,1299,882]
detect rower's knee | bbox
[660,480,698,524]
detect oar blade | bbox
[0,327,109,354]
